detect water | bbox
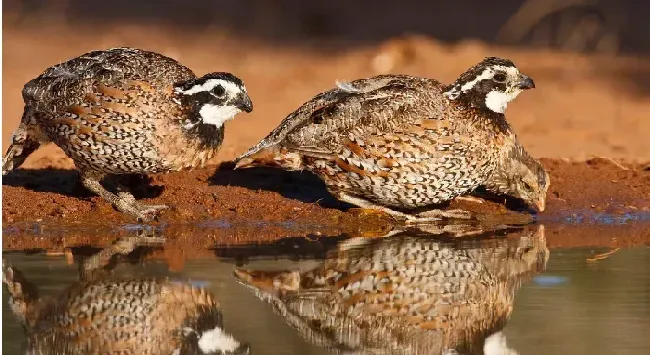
[3,223,650,355]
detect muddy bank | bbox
[3,157,649,239]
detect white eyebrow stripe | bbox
[460,68,493,93]
[176,79,242,95]
[459,65,518,93]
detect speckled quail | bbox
[234,225,548,355]
[235,57,548,223]
[2,47,253,222]
[2,236,250,355]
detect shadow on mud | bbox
[1,169,164,200]
[209,162,350,210]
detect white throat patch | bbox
[199,104,241,128]
[483,331,518,355]
[485,89,522,113]
[176,78,243,96]
[197,326,241,354]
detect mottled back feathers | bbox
[23,47,196,112]
[237,74,518,209]
[236,57,547,213]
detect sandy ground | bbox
[2,24,650,253]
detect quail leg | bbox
[114,181,169,214]
[414,208,475,221]
[335,192,474,224]
[81,230,166,281]
[335,192,415,220]
[80,173,167,222]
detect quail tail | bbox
[2,260,39,327]
[234,145,303,171]
[2,123,41,175]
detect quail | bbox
[235,57,548,223]
[234,225,548,355]
[2,235,250,355]
[2,47,253,222]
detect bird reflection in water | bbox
[2,233,250,355]
[234,225,548,355]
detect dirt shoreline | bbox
[3,158,649,252]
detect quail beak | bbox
[236,94,254,113]
[534,196,546,212]
[517,75,535,90]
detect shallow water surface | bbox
[2,224,650,355]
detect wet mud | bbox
[3,158,649,255]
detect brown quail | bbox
[2,235,250,355]
[2,47,253,222]
[234,225,548,355]
[235,57,548,223]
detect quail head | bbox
[173,72,254,130]
[484,144,550,212]
[443,57,536,114]
[235,57,546,223]
[2,47,253,222]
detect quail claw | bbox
[132,204,169,223]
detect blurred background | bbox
[3,0,650,167]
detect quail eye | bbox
[493,73,507,83]
[213,85,226,97]
[522,181,533,192]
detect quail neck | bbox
[443,57,535,114]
